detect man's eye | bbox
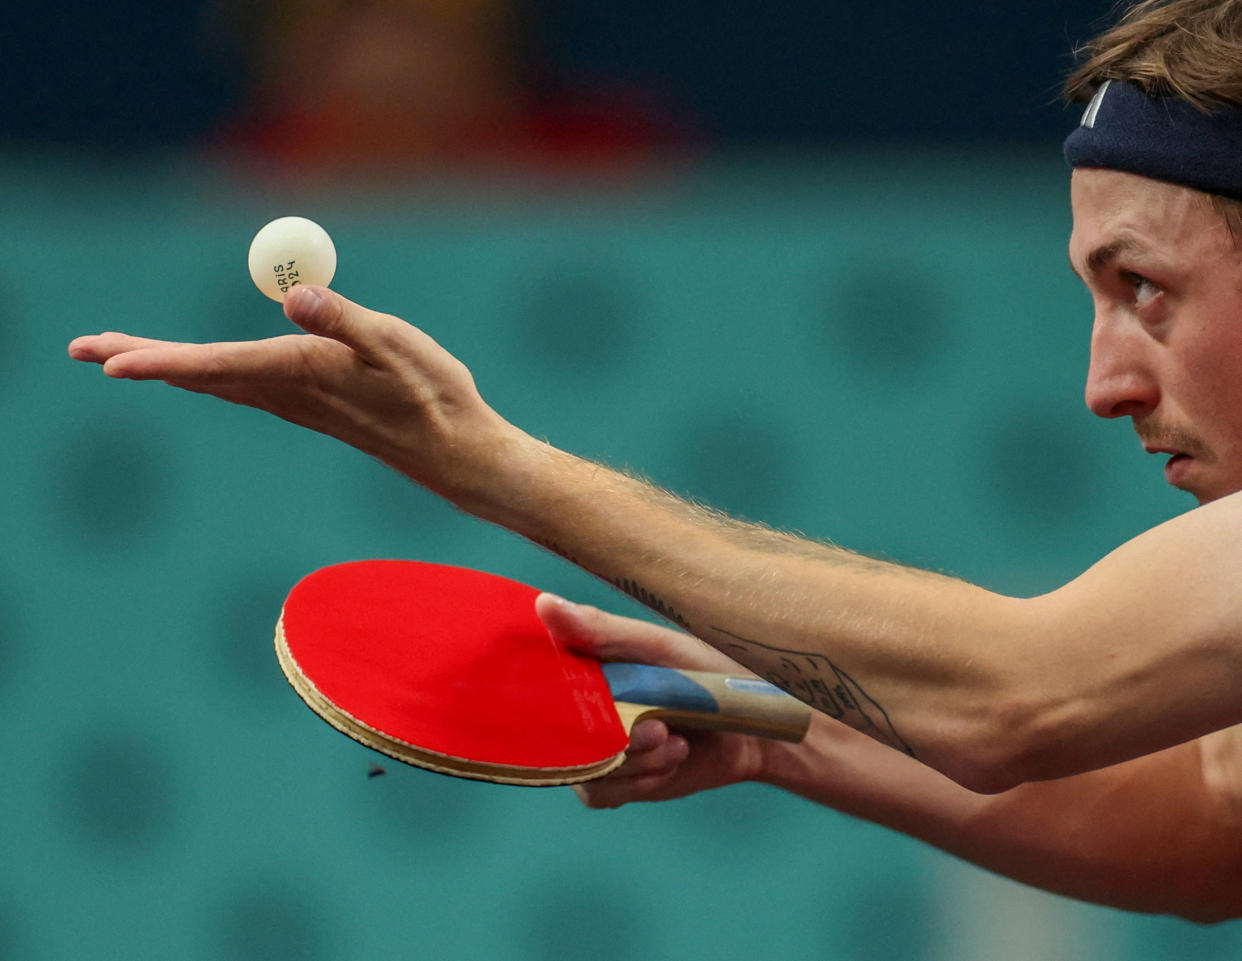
[1124,272,1160,307]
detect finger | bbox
[70,330,307,383]
[535,592,740,672]
[616,731,690,778]
[573,767,684,809]
[603,719,687,778]
[627,718,671,753]
[283,286,416,364]
[571,721,688,798]
[96,336,317,385]
[68,332,188,365]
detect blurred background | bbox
[5,1,1242,958]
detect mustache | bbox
[1135,420,1211,460]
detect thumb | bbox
[283,285,395,361]
[535,593,740,672]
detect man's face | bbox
[1069,168,1242,505]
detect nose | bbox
[1083,310,1160,419]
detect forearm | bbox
[449,436,1242,791]
[762,717,1242,921]
[454,437,1027,788]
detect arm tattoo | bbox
[711,626,916,758]
[531,536,581,567]
[609,577,692,631]
[530,521,911,753]
[529,538,693,630]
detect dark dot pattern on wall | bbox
[518,876,652,961]
[672,409,797,523]
[831,880,947,961]
[349,766,489,854]
[59,726,180,852]
[0,899,27,961]
[514,265,641,376]
[988,407,1096,520]
[209,568,301,704]
[52,423,170,542]
[824,259,953,374]
[211,880,337,961]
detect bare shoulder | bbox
[1058,490,1242,618]
[1009,492,1242,777]
[1116,488,1242,559]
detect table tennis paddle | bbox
[275,559,810,786]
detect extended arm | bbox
[487,440,1242,791]
[775,718,1242,922]
[537,597,1242,922]
[68,287,1242,792]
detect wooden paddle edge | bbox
[273,613,626,787]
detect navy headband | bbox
[1063,79,1242,201]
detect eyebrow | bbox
[1068,237,1148,280]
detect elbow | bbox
[917,596,1084,794]
[946,765,1027,797]
[934,693,1068,795]
[939,753,1030,796]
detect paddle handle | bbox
[603,663,810,743]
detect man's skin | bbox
[68,168,1242,919]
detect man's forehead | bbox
[1070,168,1195,222]
[1068,169,1229,267]
[1067,233,1152,280]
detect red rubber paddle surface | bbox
[280,560,630,769]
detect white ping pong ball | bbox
[247,216,337,303]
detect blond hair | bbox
[1065,0,1242,238]
[1064,0,1242,106]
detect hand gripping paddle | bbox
[275,560,810,785]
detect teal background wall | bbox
[3,149,1238,959]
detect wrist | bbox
[752,713,841,795]
[753,736,809,790]
[446,425,563,520]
